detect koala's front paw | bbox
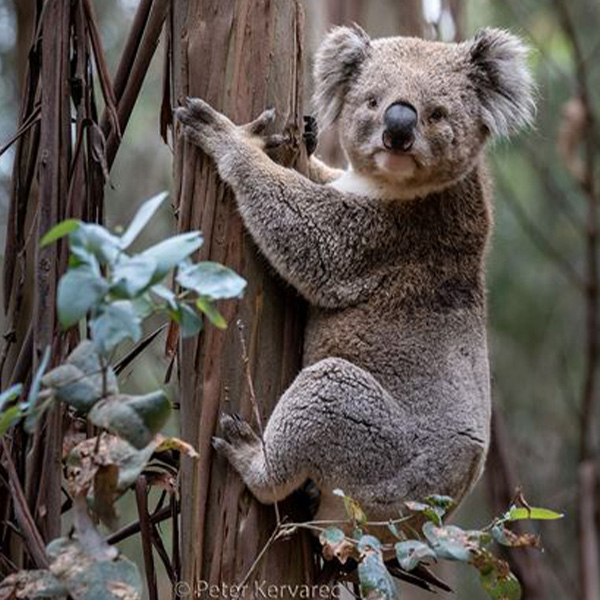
[175,97,236,158]
[212,413,261,466]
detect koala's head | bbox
[313,26,535,197]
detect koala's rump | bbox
[302,303,491,502]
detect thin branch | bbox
[237,319,281,525]
[0,439,48,568]
[106,503,177,545]
[135,476,158,600]
[0,105,40,158]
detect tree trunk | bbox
[170,1,315,594]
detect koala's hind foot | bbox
[212,414,307,504]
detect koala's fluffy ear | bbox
[467,28,535,137]
[313,25,371,131]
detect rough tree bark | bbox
[170,1,316,594]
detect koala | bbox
[175,26,534,533]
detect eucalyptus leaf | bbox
[151,284,177,309]
[70,223,122,265]
[196,298,227,329]
[24,347,52,433]
[357,535,397,600]
[395,540,436,571]
[141,231,203,282]
[0,405,23,437]
[119,192,168,249]
[507,507,563,521]
[40,219,81,248]
[90,301,142,355]
[88,391,171,449]
[42,341,118,412]
[422,522,472,563]
[177,261,246,299]
[110,255,157,298]
[57,268,108,327]
[46,538,142,600]
[178,303,203,337]
[0,383,23,412]
[481,568,523,600]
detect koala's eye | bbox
[428,106,448,123]
[366,96,379,110]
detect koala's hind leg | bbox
[212,414,308,504]
[214,357,411,508]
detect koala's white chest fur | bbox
[327,169,447,201]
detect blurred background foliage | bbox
[0,0,598,598]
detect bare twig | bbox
[237,319,281,525]
[106,503,178,545]
[0,439,48,568]
[135,476,158,600]
[0,105,41,158]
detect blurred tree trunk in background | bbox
[170,1,316,595]
[13,0,34,90]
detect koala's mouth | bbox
[374,149,418,178]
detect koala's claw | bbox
[245,108,276,136]
[303,115,318,156]
[219,413,260,446]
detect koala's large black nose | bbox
[382,102,418,151]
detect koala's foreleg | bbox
[175,98,389,308]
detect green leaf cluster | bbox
[318,490,563,600]
[42,192,247,352]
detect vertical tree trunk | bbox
[170,1,315,594]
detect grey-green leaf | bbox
[24,347,52,432]
[70,223,122,265]
[395,540,436,572]
[57,268,109,327]
[90,301,142,355]
[119,192,168,249]
[178,303,203,337]
[45,538,143,600]
[422,522,472,563]
[111,255,157,298]
[141,231,203,282]
[42,341,118,412]
[357,535,398,600]
[177,261,246,299]
[88,391,171,449]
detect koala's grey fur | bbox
[175,25,534,535]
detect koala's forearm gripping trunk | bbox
[217,141,393,308]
